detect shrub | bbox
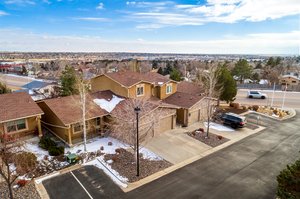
[277,159,300,199]
[273,109,278,115]
[16,180,28,187]
[199,128,204,132]
[115,148,122,154]
[229,102,234,107]
[48,146,64,156]
[100,146,104,150]
[252,105,259,111]
[108,142,113,146]
[39,136,56,150]
[14,152,37,174]
[111,155,118,162]
[217,135,223,140]
[233,103,240,109]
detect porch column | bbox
[37,116,42,137]
[68,126,73,147]
[100,117,104,132]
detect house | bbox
[279,74,300,86]
[37,91,110,146]
[164,81,210,127]
[91,71,208,128]
[16,80,57,101]
[0,92,44,138]
[90,71,177,100]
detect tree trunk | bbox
[8,184,14,199]
[82,85,87,152]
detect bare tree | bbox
[197,63,221,137]
[0,133,38,199]
[109,99,159,162]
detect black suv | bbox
[221,112,246,129]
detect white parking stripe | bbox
[70,171,94,199]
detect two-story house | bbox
[91,71,208,128]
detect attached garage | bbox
[159,115,174,134]
[188,108,201,125]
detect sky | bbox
[0,0,299,54]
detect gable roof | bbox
[0,92,44,123]
[99,71,172,87]
[42,93,109,125]
[163,92,204,109]
[177,81,205,96]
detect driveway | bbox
[126,111,300,199]
[145,129,212,164]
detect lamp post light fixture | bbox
[134,106,141,177]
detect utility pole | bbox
[281,83,287,109]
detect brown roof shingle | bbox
[163,92,204,109]
[0,92,44,122]
[104,71,170,87]
[177,81,205,96]
[42,93,109,125]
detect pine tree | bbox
[170,68,182,81]
[0,82,11,94]
[60,66,79,96]
[218,65,237,103]
[277,159,300,199]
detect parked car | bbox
[247,90,267,99]
[221,112,246,129]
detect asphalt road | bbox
[235,89,300,108]
[43,112,300,199]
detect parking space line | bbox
[70,171,94,199]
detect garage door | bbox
[159,115,173,134]
[189,109,200,125]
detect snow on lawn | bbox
[93,95,124,113]
[140,147,163,161]
[23,137,49,161]
[204,122,235,132]
[66,137,128,154]
[84,156,128,188]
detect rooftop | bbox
[163,92,204,109]
[0,92,44,122]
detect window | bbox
[166,83,172,94]
[73,121,89,133]
[6,119,27,133]
[292,81,297,83]
[73,123,82,133]
[96,117,101,126]
[136,84,144,97]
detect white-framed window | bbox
[166,83,172,94]
[136,84,144,97]
[6,119,27,133]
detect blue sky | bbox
[0,0,299,54]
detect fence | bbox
[237,84,281,90]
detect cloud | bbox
[128,0,300,28]
[0,29,298,54]
[73,17,108,22]
[96,2,104,10]
[4,0,36,5]
[0,11,9,16]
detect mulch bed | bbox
[218,106,248,114]
[0,181,40,199]
[104,148,172,182]
[187,131,229,147]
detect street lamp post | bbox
[134,106,141,176]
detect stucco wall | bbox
[128,83,153,99]
[159,82,177,99]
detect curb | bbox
[123,125,265,192]
[34,164,82,199]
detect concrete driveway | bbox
[145,129,212,164]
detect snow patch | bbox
[23,137,49,161]
[140,147,163,161]
[84,157,128,188]
[93,95,124,113]
[204,122,235,132]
